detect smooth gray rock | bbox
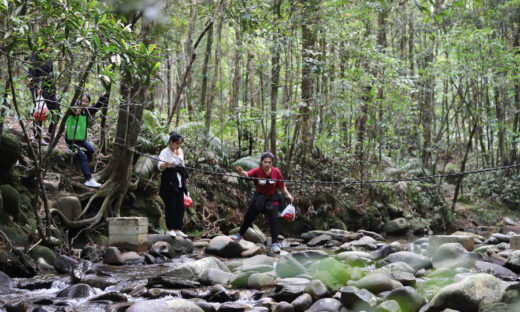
[372,242,404,260]
[248,272,275,289]
[307,234,333,247]
[349,273,402,294]
[306,298,347,312]
[0,270,11,294]
[54,255,79,274]
[103,247,124,265]
[148,234,195,254]
[227,254,273,271]
[379,251,432,271]
[376,300,401,312]
[383,218,410,235]
[276,254,307,278]
[475,260,517,281]
[57,283,95,298]
[420,273,507,312]
[505,250,520,273]
[273,301,294,312]
[205,236,243,258]
[30,246,57,267]
[339,285,378,309]
[201,268,235,286]
[384,286,426,312]
[151,241,177,259]
[291,293,313,312]
[162,257,229,281]
[56,196,82,221]
[304,279,330,300]
[126,298,204,312]
[431,243,480,270]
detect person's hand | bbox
[36,89,42,97]
[168,161,175,167]
[236,166,243,174]
[75,108,82,114]
[287,194,294,202]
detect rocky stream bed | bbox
[2,227,520,312]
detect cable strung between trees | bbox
[111,141,520,185]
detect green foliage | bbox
[134,154,157,179]
[232,156,260,171]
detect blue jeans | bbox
[72,140,95,181]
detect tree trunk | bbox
[230,27,242,112]
[300,0,321,162]
[200,23,213,116]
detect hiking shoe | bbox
[231,233,241,241]
[84,178,102,188]
[272,243,281,253]
[166,230,177,237]
[175,230,188,238]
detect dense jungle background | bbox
[1,0,520,254]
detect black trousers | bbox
[239,195,280,243]
[162,189,185,230]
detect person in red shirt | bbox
[234,152,294,253]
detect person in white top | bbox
[157,132,189,238]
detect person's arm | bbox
[157,150,174,171]
[282,185,294,203]
[86,94,108,117]
[236,166,249,177]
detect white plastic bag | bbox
[33,95,49,122]
[280,204,296,221]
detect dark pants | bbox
[162,189,185,230]
[72,140,95,181]
[239,196,280,243]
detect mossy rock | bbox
[0,134,21,182]
[0,225,29,248]
[0,185,20,222]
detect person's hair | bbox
[169,131,183,144]
[260,152,274,165]
[80,93,91,103]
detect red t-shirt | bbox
[247,167,285,196]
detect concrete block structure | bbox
[108,217,148,252]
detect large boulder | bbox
[348,273,402,294]
[384,286,426,312]
[200,267,235,286]
[29,246,57,267]
[339,285,378,310]
[162,256,229,281]
[56,196,82,221]
[505,250,520,273]
[276,254,307,278]
[205,235,243,258]
[383,218,410,235]
[378,251,432,271]
[0,270,11,294]
[420,273,507,312]
[54,255,79,274]
[227,254,273,271]
[431,243,480,270]
[306,298,347,312]
[57,283,95,298]
[0,184,20,221]
[148,234,194,254]
[0,134,21,183]
[126,298,204,312]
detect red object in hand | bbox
[34,96,49,122]
[184,193,192,208]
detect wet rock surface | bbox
[1,229,520,311]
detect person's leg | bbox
[75,142,92,181]
[238,202,261,236]
[172,190,185,230]
[266,203,280,244]
[82,140,95,161]
[162,195,176,231]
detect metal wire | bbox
[111,141,520,185]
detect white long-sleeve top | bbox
[157,147,185,187]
